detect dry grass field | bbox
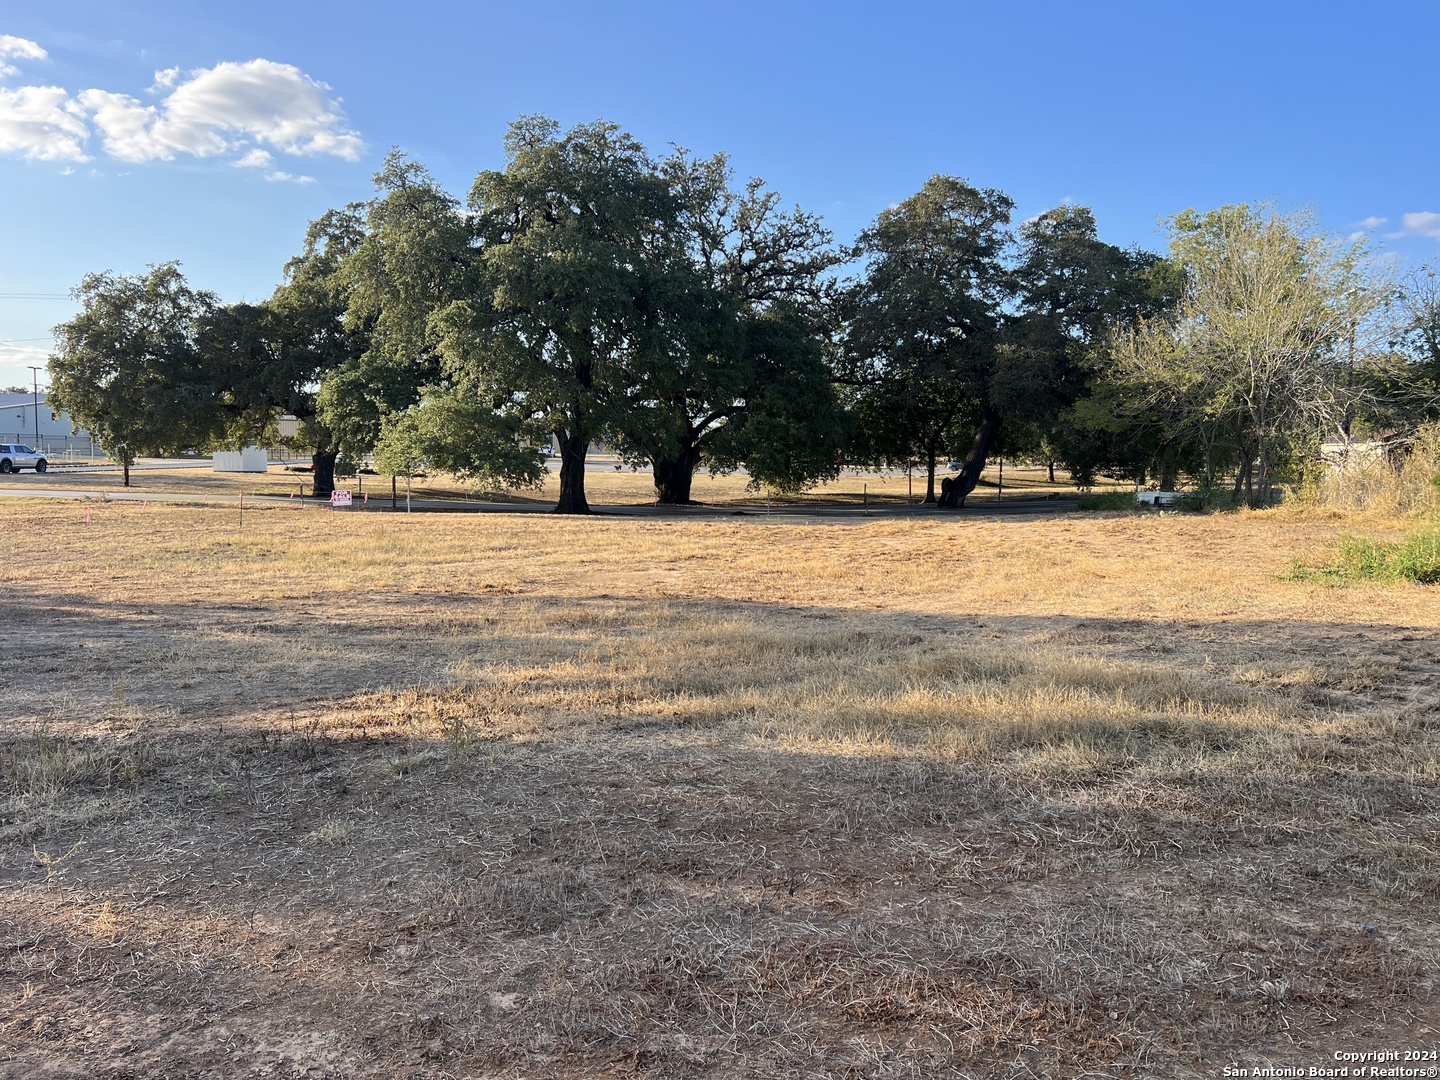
[1,500,1437,1078]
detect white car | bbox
[0,444,48,473]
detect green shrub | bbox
[1286,528,1440,585]
[1175,487,1239,512]
[1075,491,1140,512]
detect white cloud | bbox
[0,341,57,399]
[1356,216,1387,230]
[80,59,363,163]
[235,151,321,183]
[0,84,89,160]
[0,37,74,160]
[0,340,53,368]
[0,40,363,171]
[1400,211,1440,239]
[76,87,214,161]
[152,60,361,159]
[0,34,46,78]
[233,147,273,169]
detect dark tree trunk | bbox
[1158,447,1178,492]
[122,459,130,487]
[555,432,590,514]
[1233,453,1256,505]
[923,450,937,504]
[1231,428,1258,505]
[653,445,702,505]
[1047,460,1056,484]
[312,449,338,498]
[938,406,1001,509]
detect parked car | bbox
[1135,490,1178,507]
[0,444,47,473]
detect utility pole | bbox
[25,366,42,448]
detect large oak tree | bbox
[49,264,220,486]
[435,117,679,513]
[842,176,1013,504]
[612,151,845,503]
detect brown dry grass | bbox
[1,501,1438,1078]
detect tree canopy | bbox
[432,117,681,513]
[1112,203,1392,504]
[841,176,1013,504]
[840,184,1166,506]
[49,263,220,486]
[611,148,846,503]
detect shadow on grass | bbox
[3,713,1437,1079]
[2,590,1438,1076]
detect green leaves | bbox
[842,176,1015,489]
[49,264,223,472]
[1111,202,1392,503]
[373,393,544,489]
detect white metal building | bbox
[212,447,269,473]
[0,392,96,458]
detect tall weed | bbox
[1296,423,1440,515]
[1287,528,1440,585]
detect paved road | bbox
[48,455,651,475]
[42,458,217,472]
[0,483,1080,520]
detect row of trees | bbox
[1110,207,1435,506]
[48,116,1440,509]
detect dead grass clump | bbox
[431,864,614,934]
[305,819,353,847]
[1,726,155,801]
[756,640,1297,768]
[1328,836,1440,900]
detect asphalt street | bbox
[0,454,1081,519]
[0,482,1080,520]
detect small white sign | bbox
[331,489,353,507]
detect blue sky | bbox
[2,0,1438,388]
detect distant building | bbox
[0,392,97,458]
[1319,440,1390,467]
